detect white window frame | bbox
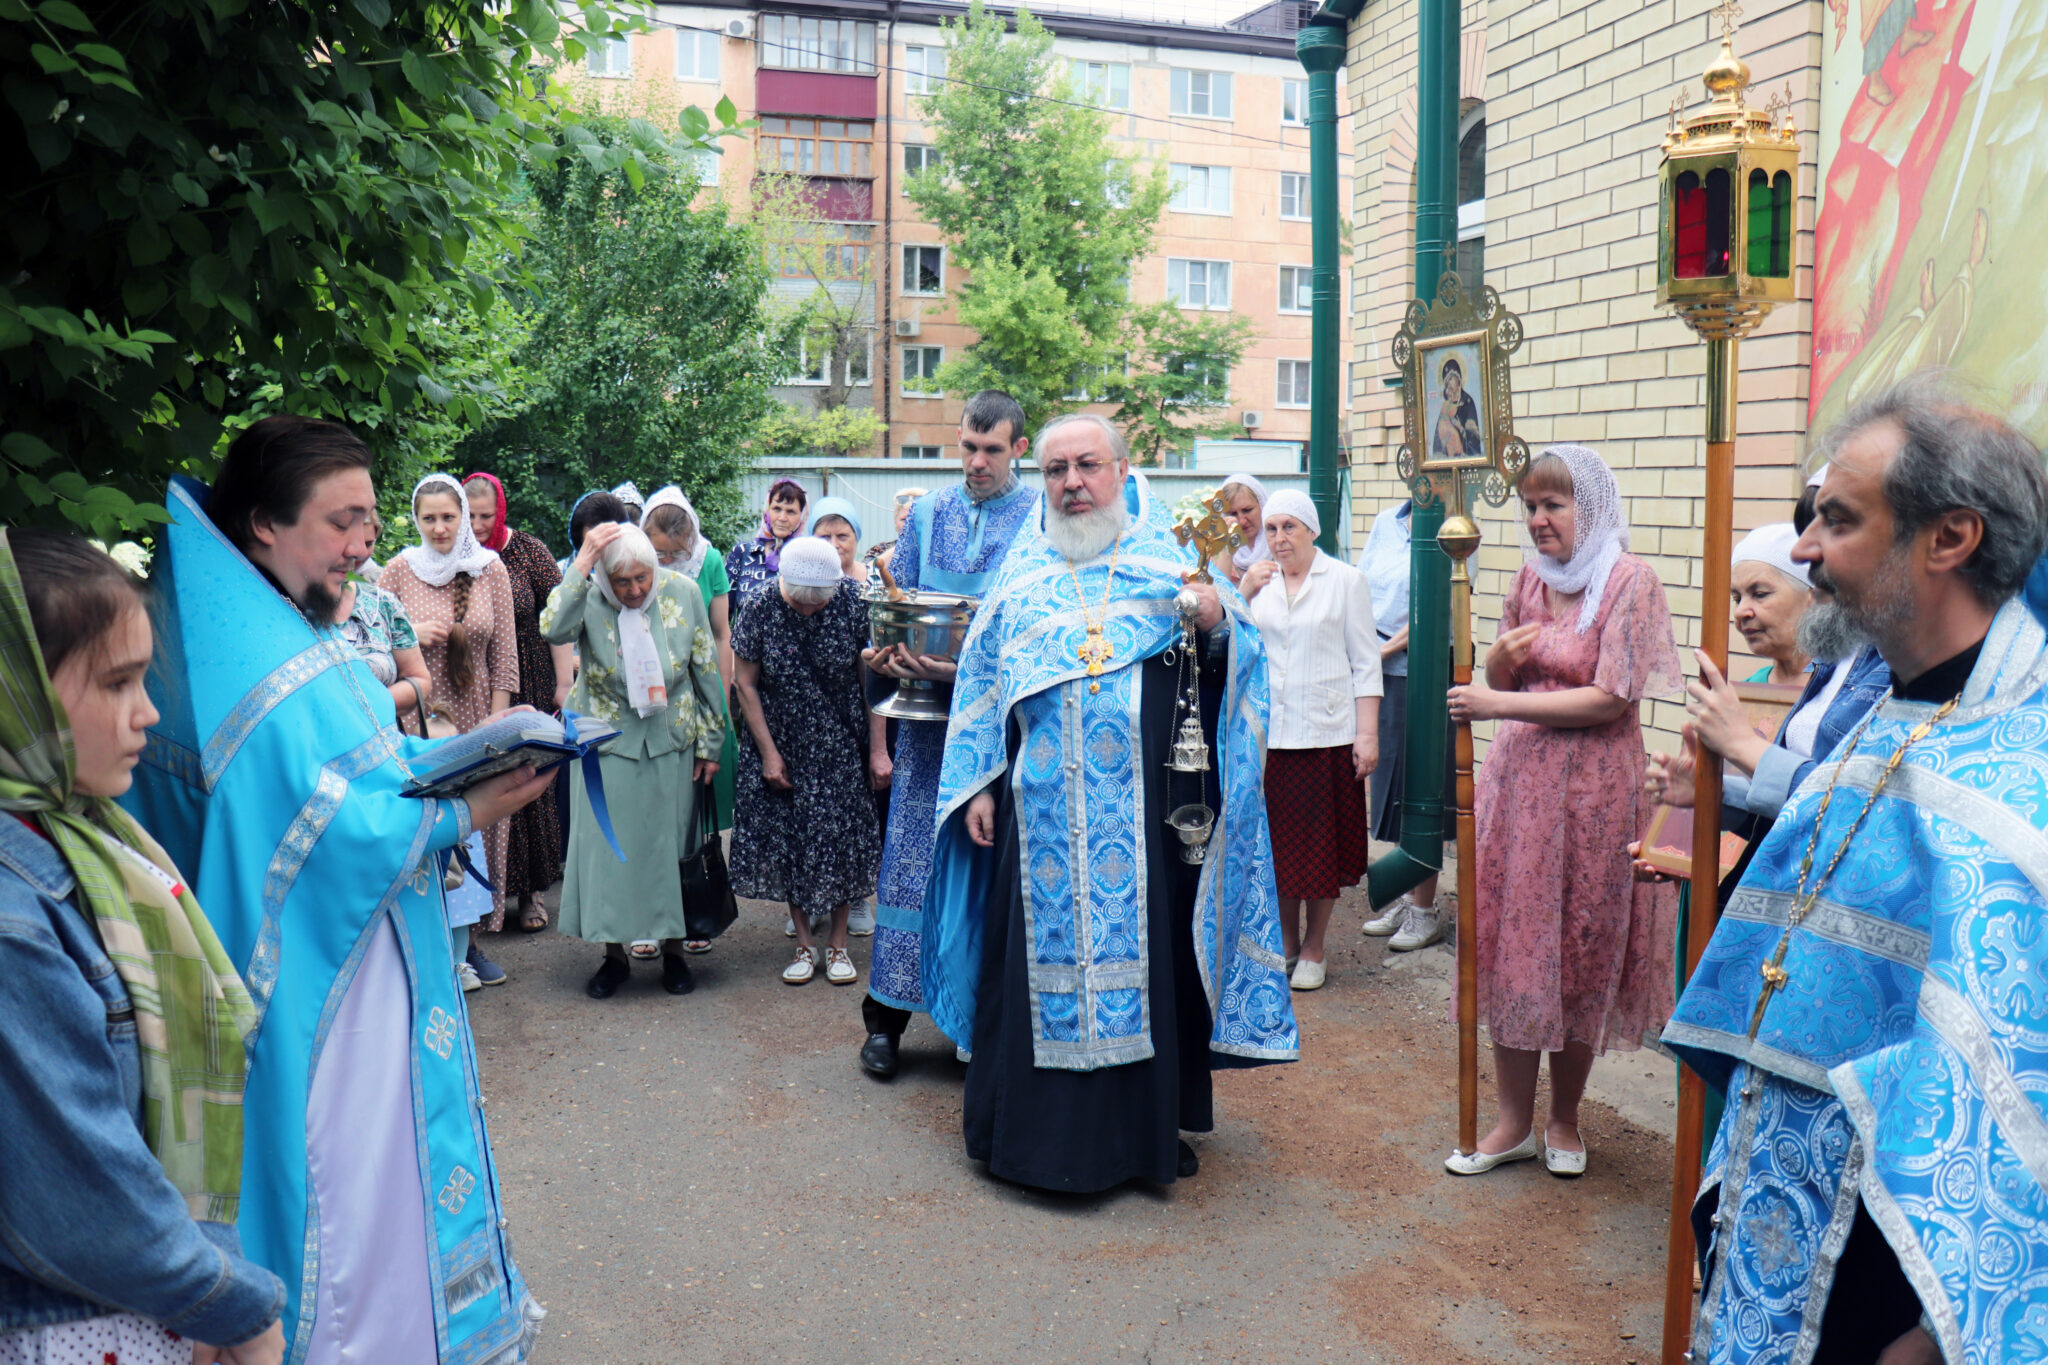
[686,147,720,187]
[1168,164,1232,216]
[900,444,944,460]
[1170,68,1233,120]
[787,335,829,387]
[1275,359,1312,408]
[901,244,945,297]
[588,34,632,79]
[1278,264,1313,314]
[1282,78,1308,126]
[904,44,946,95]
[1166,258,1232,311]
[760,14,877,73]
[903,143,941,179]
[1164,356,1230,405]
[674,28,719,83]
[1071,60,1130,110]
[845,342,871,386]
[1279,171,1310,221]
[901,346,945,396]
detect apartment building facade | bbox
[561,0,1352,465]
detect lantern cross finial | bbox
[1714,0,1744,41]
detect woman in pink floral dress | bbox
[1443,444,1682,1179]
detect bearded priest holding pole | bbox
[918,413,1299,1193]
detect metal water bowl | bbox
[868,589,979,722]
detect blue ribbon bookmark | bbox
[564,710,628,863]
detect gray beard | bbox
[1801,545,1915,663]
[1045,498,1127,563]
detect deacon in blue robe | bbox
[862,473,1036,1031]
[1667,399,2048,1364]
[922,431,1297,1192]
[127,472,542,1365]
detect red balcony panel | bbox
[757,68,877,119]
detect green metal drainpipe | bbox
[1304,0,1460,910]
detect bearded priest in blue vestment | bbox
[921,414,1298,1193]
[1665,379,2048,1365]
[124,417,556,1365]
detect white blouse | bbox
[1245,549,1384,750]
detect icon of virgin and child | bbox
[1429,353,1485,460]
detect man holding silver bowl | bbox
[856,391,1038,1078]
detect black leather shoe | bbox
[859,1032,900,1078]
[661,953,695,996]
[586,955,630,1000]
[1177,1140,1200,1179]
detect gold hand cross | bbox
[1172,491,1241,584]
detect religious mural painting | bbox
[1810,0,2043,433]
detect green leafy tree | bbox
[1106,303,1259,466]
[454,118,797,553]
[0,0,737,539]
[904,1,1170,434]
[756,404,887,458]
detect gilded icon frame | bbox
[1394,272,1527,509]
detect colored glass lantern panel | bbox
[1770,170,1792,276]
[1745,169,1794,278]
[1674,171,1707,278]
[1704,167,1732,276]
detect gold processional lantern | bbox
[1653,6,1800,1362]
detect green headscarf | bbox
[0,531,255,1222]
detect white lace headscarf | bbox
[1220,473,1271,570]
[595,524,669,717]
[641,485,709,578]
[400,473,498,588]
[1518,443,1630,633]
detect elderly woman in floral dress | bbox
[541,521,725,1000]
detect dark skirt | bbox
[1266,744,1370,899]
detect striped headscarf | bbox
[0,532,255,1221]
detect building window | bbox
[787,335,828,385]
[777,223,873,281]
[1279,172,1310,220]
[587,34,631,78]
[1170,69,1233,120]
[901,444,944,460]
[758,117,874,178]
[845,343,871,386]
[901,346,944,395]
[675,28,718,82]
[1071,60,1130,110]
[1168,164,1232,215]
[902,244,944,296]
[761,14,877,73]
[1276,359,1312,407]
[1166,258,1231,311]
[1165,355,1229,404]
[904,143,941,179]
[1278,265,1313,313]
[1282,78,1308,126]
[905,44,946,95]
[688,147,720,187]
[1456,110,1486,293]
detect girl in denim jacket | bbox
[0,530,283,1365]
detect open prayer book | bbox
[401,712,620,800]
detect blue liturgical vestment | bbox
[922,473,1298,1071]
[125,478,540,1365]
[1666,593,2048,1365]
[867,479,1037,1012]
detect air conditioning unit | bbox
[724,16,754,39]
[1241,410,1264,430]
[893,318,922,338]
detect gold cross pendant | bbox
[1078,631,1113,675]
[1746,939,1791,1039]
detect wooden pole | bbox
[1437,496,1483,1156]
[1661,335,1739,1365]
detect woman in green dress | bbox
[541,521,725,1000]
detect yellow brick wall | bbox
[1346,0,1826,752]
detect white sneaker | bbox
[457,962,483,993]
[848,902,876,937]
[782,945,820,984]
[824,947,859,984]
[1362,895,1411,937]
[784,916,797,937]
[1290,958,1327,991]
[1389,900,1444,952]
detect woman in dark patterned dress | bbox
[466,471,573,932]
[729,537,889,987]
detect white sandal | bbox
[628,940,660,960]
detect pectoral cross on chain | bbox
[1172,493,1241,585]
[1077,630,1113,676]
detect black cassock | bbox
[963,642,1245,1193]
